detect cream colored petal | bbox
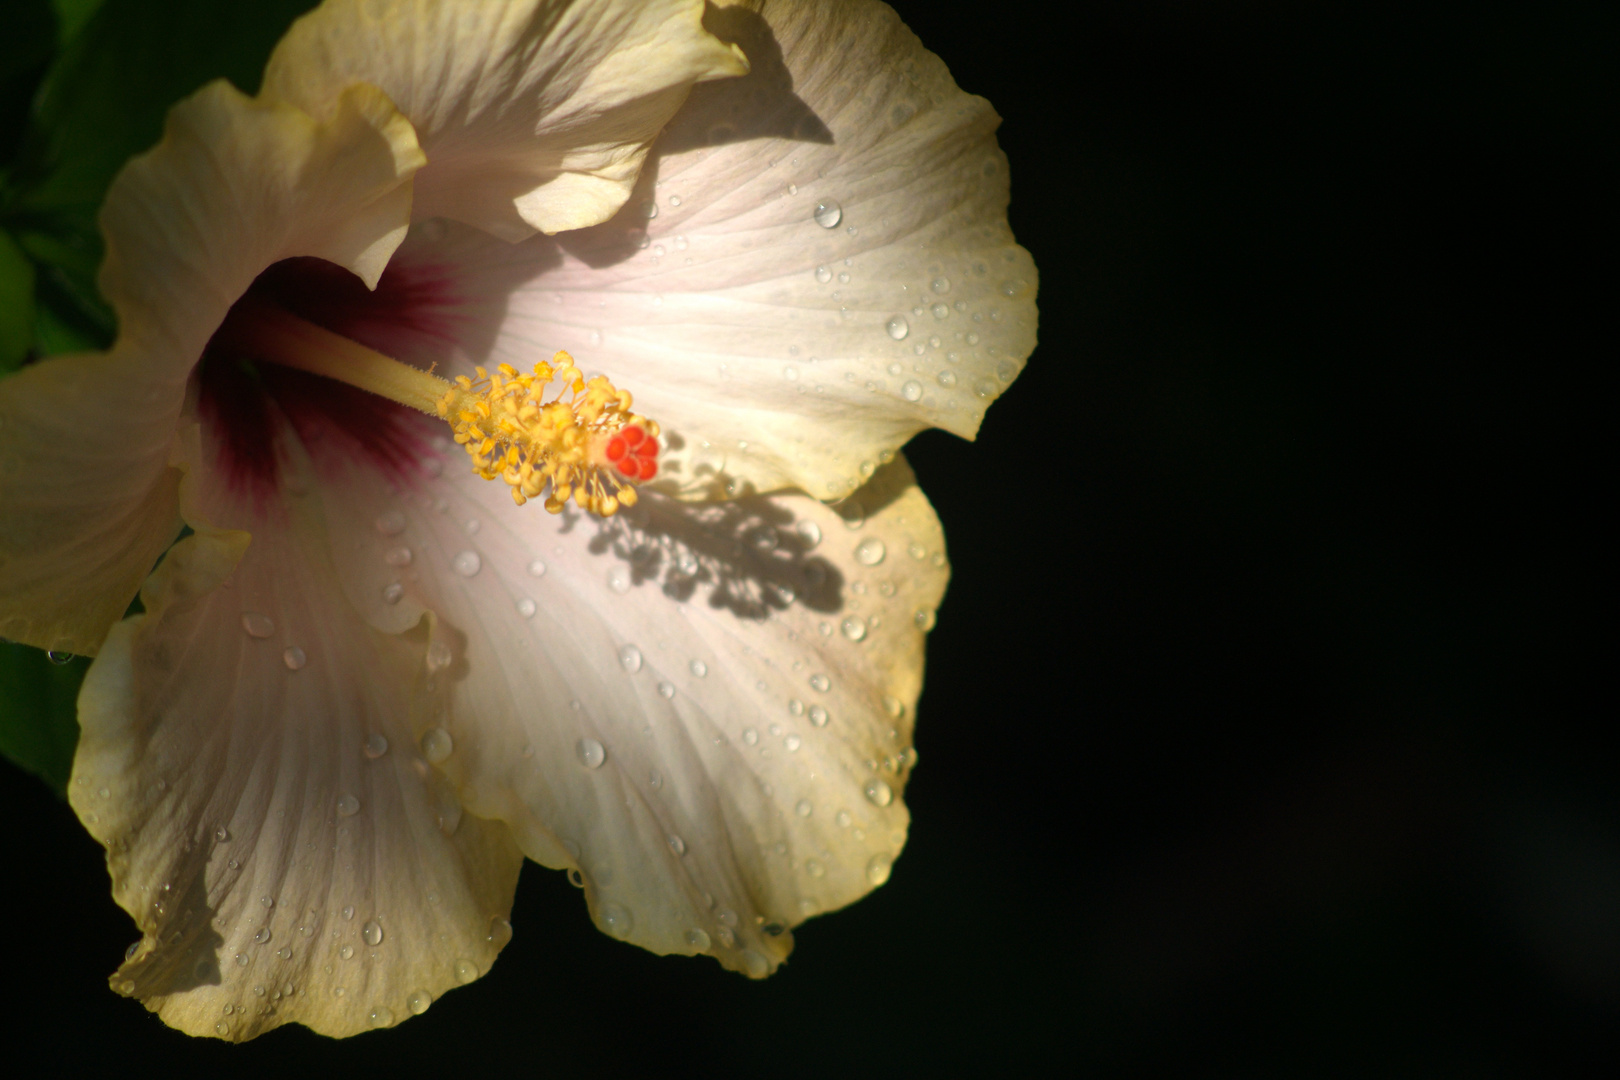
[0,78,423,652]
[263,0,748,242]
[383,0,1035,499]
[320,443,945,976]
[68,429,522,1041]
[0,354,182,655]
[100,78,423,380]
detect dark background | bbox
[2,1,1608,1074]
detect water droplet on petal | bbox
[657,681,675,700]
[606,565,630,593]
[809,705,829,727]
[452,551,481,577]
[47,650,73,665]
[784,733,802,751]
[425,640,452,672]
[384,546,412,566]
[369,1005,394,1028]
[254,926,272,944]
[809,673,830,693]
[361,919,383,946]
[454,958,478,984]
[796,799,813,818]
[815,265,832,284]
[796,521,822,549]
[600,903,634,939]
[689,659,708,678]
[383,583,405,605]
[685,928,711,950]
[375,510,406,535]
[854,538,886,566]
[900,380,923,402]
[363,733,389,759]
[214,826,230,843]
[740,950,770,977]
[914,608,938,632]
[527,559,547,577]
[576,738,606,769]
[668,834,686,856]
[488,916,513,947]
[407,989,432,1015]
[340,944,354,960]
[813,200,842,228]
[336,794,360,817]
[931,277,951,294]
[241,613,274,638]
[618,644,643,673]
[282,646,306,670]
[421,728,453,763]
[841,617,868,642]
[742,728,759,746]
[886,316,909,340]
[867,853,893,886]
[864,779,894,807]
[516,597,536,618]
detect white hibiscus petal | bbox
[263,0,748,241]
[379,0,1035,499]
[1,82,422,654]
[68,429,522,1040]
[327,444,944,975]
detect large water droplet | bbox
[363,733,389,759]
[685,928,711,950]
[47,650,74,665]
[867,853,893,886]
[841,617,868,642]
[336,794,360,817]
[809,705,829,727]
[282,646,307,670]
[421,728,453,763]
[369,1005,395,1028]
[809,673,830,693]
[885,315,910,340]
[241,612,274,638]
[454,958,478,984]
[901,380,923,402]
[361,918,383,946]
[375,510,406,536]
[854,538,886,566]
[407,989,432,1015]
[618,644,643,673]
[796,520,823,549]
[864,779,893,807]
[813,200,842,228]
[814,265,832,284]
[452,550,481,577]
[600,903,634,938]
[576,738,606,769]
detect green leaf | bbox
[11,0,321,218]
[0,639,86,796]
[0,227,36,371]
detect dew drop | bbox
[369,1005,395,1028]
[233,952,248,968]
[901,380,923,402]
[421,728,453,763]
[809,673,830,693]
[789,698,805,717]
[657,681,675,700]
[382,583,405,605]
[407,989,432,1015]
[648,769,663,790]
[576,738,606,770]
[864,779,894,807]
[784,733,802,752]
[527,559,547,577]
[375,511,406,535]
[568,869,584,888]
[340,945,354,960]
[796,799,813,818]
[689,659,708,678]
[282,646,307,671]
[813,200,842,228]
[342,904,354,920]
[815,265,832,284]
[914,608,938,632]
[796,520,822,549]
[885,315,910,340]
[454,958,478,984]
[867,853,893,886]
[241,612,274,638]
[931,277,951,294]
[740,950,770,978]
[47,650,73,665]
[361,919,383,947]
[254,927,272,944]
[600,903,634,939]
[214,825,230,843]
[742,727,759,746]
[215,1021,230,1036]
[668,834,686,856]
[841,617,868,642]
[618,644,643,673]
[606,565,630,593]
[384,546,412,566]
[809,705,829,727]
[488,915,513,947]
[685,928,711,950]
[452,550,481,577]
[516,597,536,618]
[336,794,360,817]
[425,641,452,672]
[854,538,887,566]
[363,733,389,759]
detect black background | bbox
[2,2,1609,1074]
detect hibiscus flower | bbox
[0,0,1035,1040]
